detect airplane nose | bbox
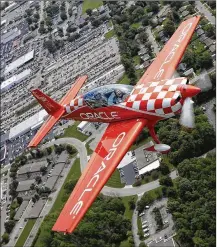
[181,85,201,98]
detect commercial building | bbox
[27,199,46,219]
[135,143,160,175]
[4,50,34,75]
[1,69,31,92]
[17,161,48,181]
[1,27,21,44]
[14,200,29,221]
[9,109,48,140]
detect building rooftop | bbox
[51,163,64,176]
[4,50,34,74]
[1,27,21,44]
[56,151,68,164]
[1,69,31,92]
[27,199,46,218]
[14,200,29,220]
[16,179,35,192]
[9,109,47,140]
[135,145,159,170]
[45,176,58,191]
[17,161,47,175]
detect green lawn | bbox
[61,121,88,141]
[106,169,125,188]
[130,22,141,29]
[133,55,141,65]
[108,20,113,27]
[82,0,103,14]
[120,196,137,247]
[137,215,145,240]
[130,137,151,151]
[118,73,131,85]
[15,219,36,247]
[104,29,115,39]
[86,138,94,155]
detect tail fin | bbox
[31,89,63,116]
[28,75,88,147]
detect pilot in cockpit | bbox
[94,92,108,108]
[107,89,127,105]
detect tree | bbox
[128,197,136,210]
[142,17,149,26]
[159,162,170,175]
[34,12,40,19]
[139,242,147,247]
[197,51,213,69]
[45,16,52,26]
[92,19,101,27]
[30,183,35,190]
[46,147,52,155]
[68,8,72,17]
[60,12,67,21]
[163,19,175,37]
[44,39,56,53]
[138,31,148,43]
[64,179,78,194]
[17,197,23,205]
[2,233,9,244]
[40,166,47,175]
[86,8,92,16]
[203,23,215,37]
[26,17,32,25]
[35,194,40,201]
[32,196,36,203]
[5,220,15,234]
[66,145,76,155]
[35,176,42,184]
[159,175,173,187]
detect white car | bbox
[144,233,150,238]
[139,212,145,217]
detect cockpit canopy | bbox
[83,84,133,109]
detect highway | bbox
[195,1,216,25]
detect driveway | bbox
[195,1,216,25]
[146,27,159,55]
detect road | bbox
[132,198,141,247]
[6,200,33,247]
[44,138,178,196]
[146,27,159,55]
[195,1,216,25]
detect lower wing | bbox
[52,118,147,233]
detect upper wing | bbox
[138,16,200,85]
[52,118,147,234]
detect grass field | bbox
[133,55,141,65]
[86,139,94,155]
[120,196,137,247]
[15,219,36,247]
[106,169,125,188]
[61,121,88,141]
[118,73,131,85]
[34,159,81,246]
[82,0,103,14]
[130,22,141,29]
[105,29,115,39]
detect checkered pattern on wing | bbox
[131,78,187,95]
[123,89,182,115]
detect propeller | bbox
[179,97,195,128]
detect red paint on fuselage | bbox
[62,105,164,123]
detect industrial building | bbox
[4,49,34,75]
[9,109,48,141]
[1,27,21,44]
[1,68,31,92]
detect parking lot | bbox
[138,198,175,244]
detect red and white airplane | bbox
[28,16,201,234]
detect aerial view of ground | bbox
[0,1,216,247]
